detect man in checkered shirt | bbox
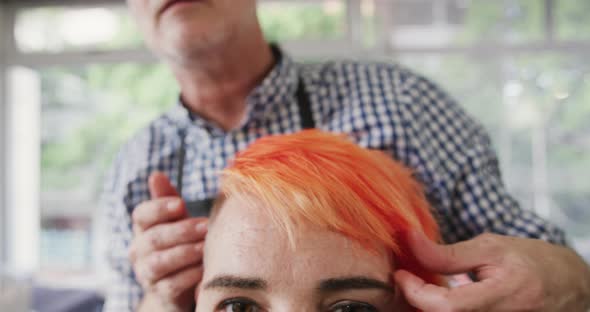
[102,1,590,311]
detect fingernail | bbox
[167,199,181,211]
[196,221,208,234]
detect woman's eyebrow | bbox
[318,276,394,292]
[203,275,268,290]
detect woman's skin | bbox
[196,196,412,312]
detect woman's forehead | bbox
[203,196,393,288]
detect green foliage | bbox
[259,3,344,42]
[103,10,144,49]
[556,0,590,40]
[41,64,177,191]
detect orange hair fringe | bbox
[221,130,442,288]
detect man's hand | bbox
[129,172,208,312]
[395,231,590,312]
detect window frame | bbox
[5,0,590,67]
[5,0,373,67]
[0,1,8,266]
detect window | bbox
[14,6,143,53]
[6,63,177,281]
[1,0,589,289]
[388,0,545,47]
[39,64,177,270]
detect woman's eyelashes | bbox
[216,297,262,312]
[328,300,378,312]
[215,297,379,312]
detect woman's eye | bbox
[330,302,377,312]
[219,299,261,312]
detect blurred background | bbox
[0,0,589,298]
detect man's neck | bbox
[170,32,274,131]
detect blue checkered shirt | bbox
[101,50,566,311]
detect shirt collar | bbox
[167,45,299,133]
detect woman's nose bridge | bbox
[276,300,317,312]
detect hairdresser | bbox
[101,0,590,311]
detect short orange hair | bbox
[221,130,441,288]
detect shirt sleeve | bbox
[396,69,566,245]
[100,148,145,312]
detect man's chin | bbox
[158,32,228,65]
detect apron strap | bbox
[296,77,315,129]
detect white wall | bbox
[6,67,41,272]
[0,3,40,272]
[0,1,8,265]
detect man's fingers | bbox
[152,266,204,301]
[132,197,187,231]
[408,230,502,274]
[137,243,204,287]
[394,270,447,310]
[395,270,502,311]
[149,171,179,198]
[135,218,208,256]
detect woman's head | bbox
[196,130,441,311]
